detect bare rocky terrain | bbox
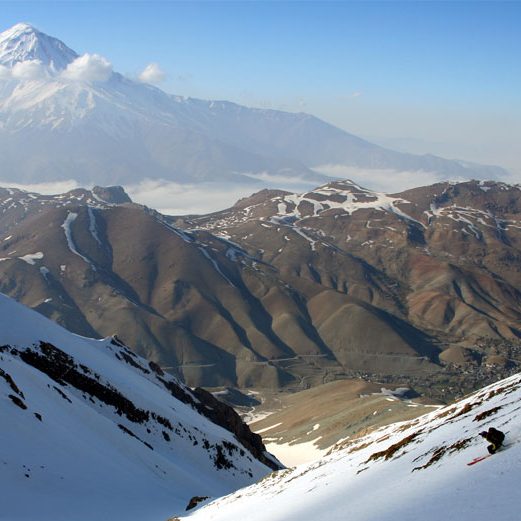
[247,380,434,455]
[1,179,521,401]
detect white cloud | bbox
[62,53,113,82]
[0,64,11,79]
[0,178,278,215]
[11,60,45,80]
[241,171,323,191]
[2,170,519,219]
[126,179,263,215]
[138,63,166,84]
[8,168,515,218]
[0,180,80,195]
[124,170,335,215]
[314,164,463,193]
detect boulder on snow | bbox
[185,496,210,511]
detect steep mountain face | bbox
[185,179,521,343]
[0,184,443,392]
[177,372,521,521]
[0,181,520,399]
[175,179,521,395]
[0,22,78,70]
[0,23,508,186]
[0,292,280,521]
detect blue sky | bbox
[1,1,519,173]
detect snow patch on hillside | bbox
[264,438,328,467]
[272,181,422,226]
[87,206,103,247]
[18,251,43,264]
[61,211,96,270]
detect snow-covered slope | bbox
[0,22,77,71]
[0,23,509,186]
[0,293,277,521]
[180,373,521,521]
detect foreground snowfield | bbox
[181,374,521,521]
[0,294,272,521]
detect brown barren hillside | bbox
[1,180,521,398]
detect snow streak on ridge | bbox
[61,211,96,270]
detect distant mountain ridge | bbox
[0,23,509,187]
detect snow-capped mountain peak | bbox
[0,22,510,187]
[0,22,78,71]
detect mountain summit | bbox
[0,22,77,71]
[0,22,510,187]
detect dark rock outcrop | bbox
[185,496,210,511]
[192,387,280,470]
[92,185,132,204]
